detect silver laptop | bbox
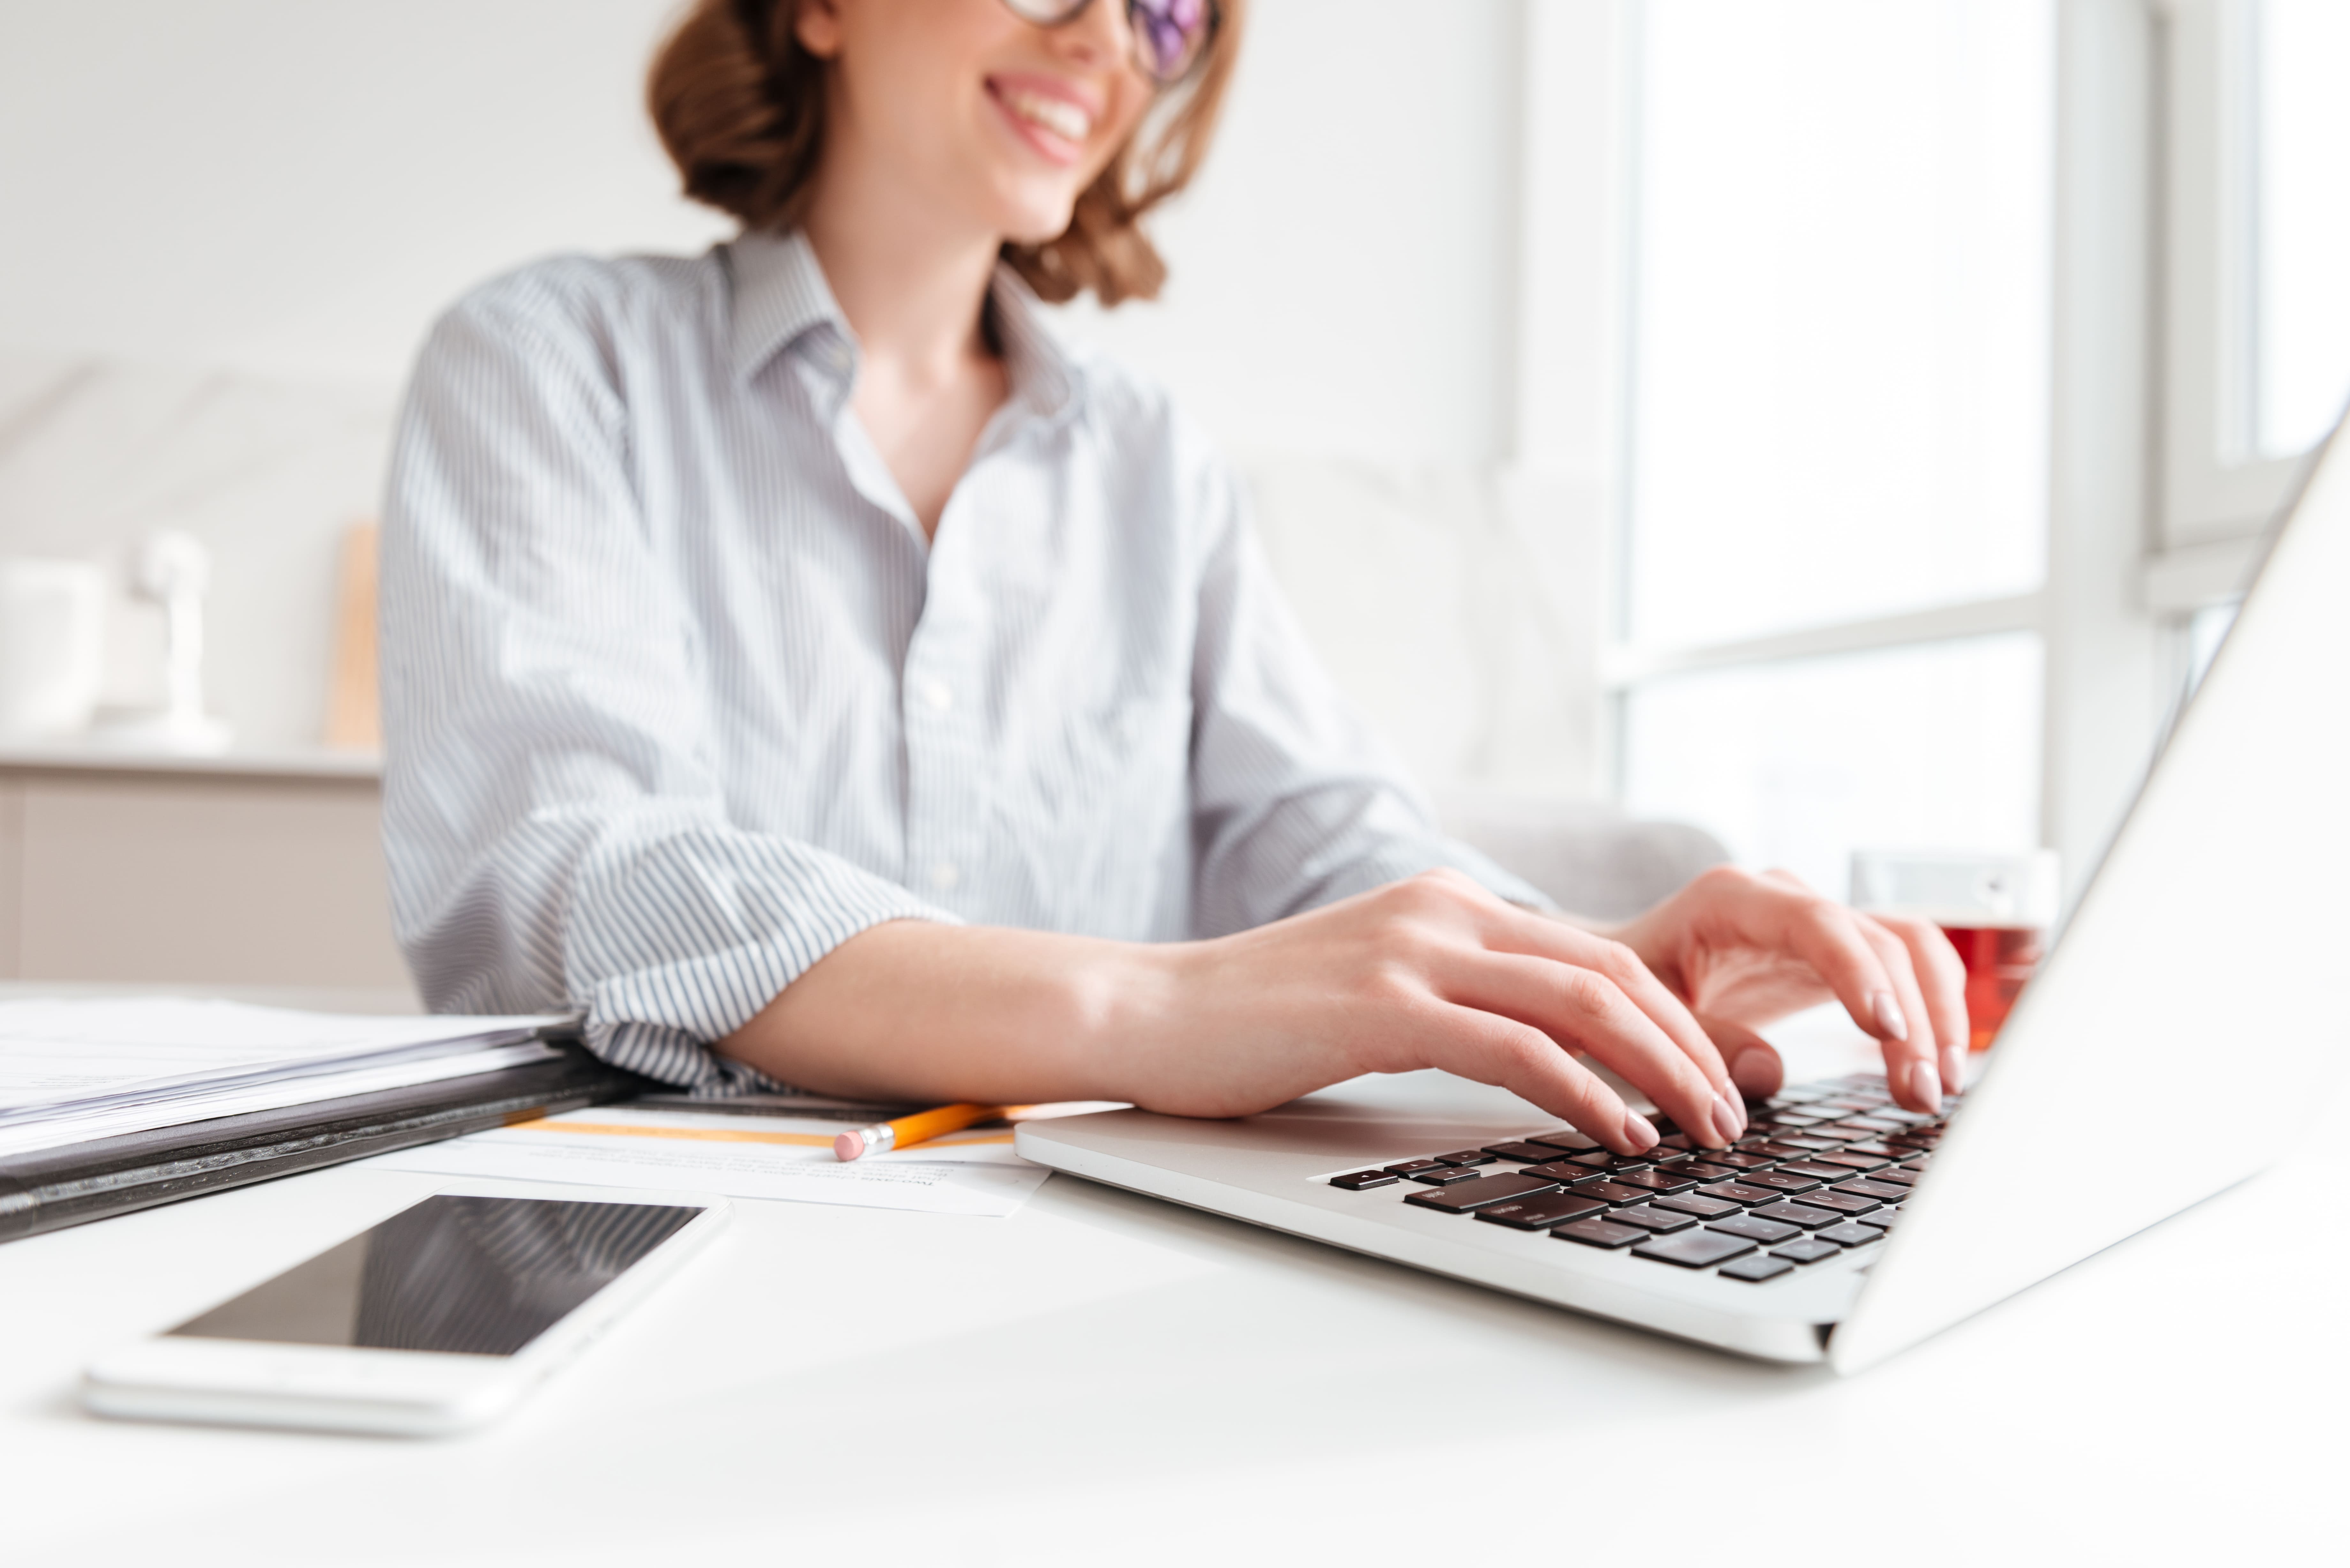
[1019,411,2350,1371]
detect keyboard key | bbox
[1632,1229,1755,1269]
[1409,1165,1487,1186]
[1698,1180,1784,1206]
[1436,1150,1499,1166]
[1750,1200,1842,1229]
[1838,1141,1906,1159]
[1793,1189,1882,1216]
[1482,1141,1568,1163]
[1384,1159,1445,1177]
[1583,1152,1661,1173]
[1571,1179,1661,1206]
[1475,1193,1609,1231]
[1703,1151,1775,1171]
[1774,1136,1844,1153]
[1528,1128,1602,1151]
[1720,1254,1798,1283]
[1772,1237,1843,1264]
[1404,1172,1562,1212]
[1833,1178,1911,1202]
[1814,1151,1891,1172]
[1554,1217,1645,1249]
[1330,1169,1399,1190]
[1652,1192,1741,1219]
[1750,1142,1821,1161]
[1740,1170,1824,1195]
[1709,1213,1801,1244]
[1777,1160,1861,1181]
[1761,1109,1834,1127]
[1521,1160,1594,1185]
[1656,1133,1699,1152]
[1608,1169,1700,1195]
[1672,1161,1742,1184]
[1816,1221,1888,1247]
[1870,1167,1920,1187]
[1603,1204,1699,1233]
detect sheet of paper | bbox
[365,1105,1054,1218]
[0,997,569,1121]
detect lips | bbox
[986,75,1099,164]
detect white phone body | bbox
[81,1189,729,1436]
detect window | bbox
[1611,0,2055,900]
[2157,0,2350,561]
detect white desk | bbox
[4,1005,2338,1567]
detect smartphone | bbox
[81,1190,729,1436]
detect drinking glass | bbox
[1851,849,2061,1052]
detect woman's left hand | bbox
[1596,865,1970,1113]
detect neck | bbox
[800,160,1002,389]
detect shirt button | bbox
[917,677,953,713]
[928,860,960,892]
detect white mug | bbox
[0,558,106,738]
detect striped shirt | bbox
[380,230,1541,1093]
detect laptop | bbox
[1018,410,2350,1371]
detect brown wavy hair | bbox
[647,0,1244,306]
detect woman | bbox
[382,0,1967,1158]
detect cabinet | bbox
[0,749,412,995]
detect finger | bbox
[1871,912,1971,1093]
[1418,1000,1654,1153]
[1478,905,1740,1103]
[1697,1012,1784,1101]
[1441,950,1746,1150]
[1853,917,1942,1113]
[1726,875,1918,1064]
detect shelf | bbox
[0,742,383,782]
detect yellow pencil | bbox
[833,1102,1003,1161]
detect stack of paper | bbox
[0,997,572,1158]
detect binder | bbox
[0,1043,651,1244]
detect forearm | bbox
[715,920,1188,1105]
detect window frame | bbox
[1596,0,2172,905]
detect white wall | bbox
[0,0,1618,788]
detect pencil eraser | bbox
[834,1130,864,1162]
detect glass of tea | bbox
[1850,849,2061,1052]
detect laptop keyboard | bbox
[1324,1073,1957,1284]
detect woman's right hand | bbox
[1125,869,1749,1152]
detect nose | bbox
[1049,0,1131,70]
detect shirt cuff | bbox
[579,890,959,1094]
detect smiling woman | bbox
[648,0,1239,305]
[378,0,1969,1161]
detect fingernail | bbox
[1708,1092,1742,1148]
[1729,1047,1778,1098]
[1621,1109,1658,1151]
[1905,1058,1943,1114]
[1872,990,1910,1042]
[1939,1044,1964,1091]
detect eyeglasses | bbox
[998,0,1220,87]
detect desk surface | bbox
[3,997,2338,1567]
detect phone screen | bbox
[166,1195,699,1358]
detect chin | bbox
[982,176,1087,251]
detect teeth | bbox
[1003,88,1091,144]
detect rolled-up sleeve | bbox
[1186,454,1550,933]
[380,289,951,1092]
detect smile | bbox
[988,79,1094,156]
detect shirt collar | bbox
[724,228,1086,429]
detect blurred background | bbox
[0,0,2344,998]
